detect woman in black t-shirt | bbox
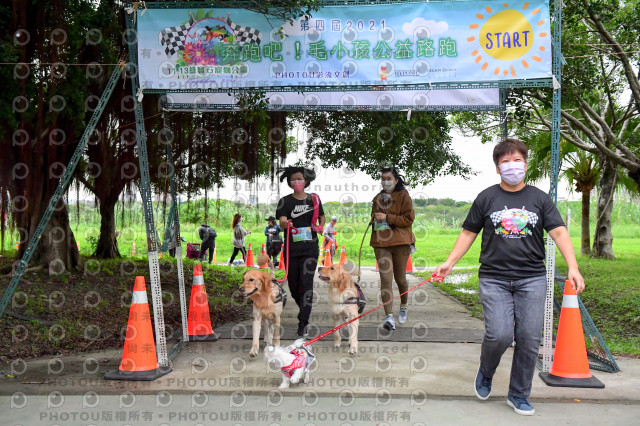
[275,166,325,338]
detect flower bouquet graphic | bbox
[159,10,262,66]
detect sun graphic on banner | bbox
[466,2,548,77]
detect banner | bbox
[136,0,552,91]
[163,89,501,111]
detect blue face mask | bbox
[499,161,526,185]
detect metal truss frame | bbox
[1,0,617,379]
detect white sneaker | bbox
[383,315,396,330]
[398,307,408,324]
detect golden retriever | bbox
[239,254,286,357]
[317,263,362,355]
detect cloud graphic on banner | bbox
[402,18,448,38]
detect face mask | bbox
[499,162,526,185]
[291,180,305,192]
[381,180,395,192]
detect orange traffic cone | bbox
[539,281,604,388]
[406,255,413,273]
[212,246,217,263]
[375,260,379,271]
[278,244,285,270]
[323,247,332,267]
[105,276,172,380]
[259,244,268,268]
[187,264,219,342]
[339,245,347,265]
[245,243,255,267]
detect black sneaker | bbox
[297,324,309,338]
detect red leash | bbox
[275,224,291,283]
[303,273,445,347]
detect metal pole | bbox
[542,0,563,373]
[125,8,168,367]
[499,88,508,139]
[161,106,189,347]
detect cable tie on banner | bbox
[428,82,433,91]
[140,1,148,17]
[552,75,561,90]
[406,108,412,121]
[136,83,146,102]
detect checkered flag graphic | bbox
[226,14,262,45]
[159,16,196,58]
[490,207,508,227]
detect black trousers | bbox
[199,239,215,263]
[229,246,247,264]
[286,254,318,329]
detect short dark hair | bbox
[493,138,528,166]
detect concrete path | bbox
[1,270,638,425]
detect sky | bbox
[215,128,575,204]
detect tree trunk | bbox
[592,158,617,259]
[94,198,121,258]
[580,190,591,255]
[17,198,80,274]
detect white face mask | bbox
[381,180,396,192]
[499,161,526,185]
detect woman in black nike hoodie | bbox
[275,166,325,338]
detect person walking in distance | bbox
[228,213,251,265]
[435,138,585,416]
[323,216,338,260]
[198,223,217,263]
[264,216,283,265]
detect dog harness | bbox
[342,282,367,314]
[272,280,287,308]
[280,347,316,378]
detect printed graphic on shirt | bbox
[490,206,538,238]
[290,204,312,218]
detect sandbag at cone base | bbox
[539,280,604,389]
[187,264,219,342]
[105,276,172,381]
[539,372,604,388]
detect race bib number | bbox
[292,227,313,242]
[374,220,391,231]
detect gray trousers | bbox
[478,275,547,398]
